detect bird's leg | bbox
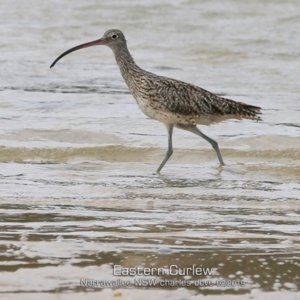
[156,124,174,174]
[176,124,225,166]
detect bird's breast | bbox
[131,94,195,125]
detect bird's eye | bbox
[112,34,118,39]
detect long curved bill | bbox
[50,38,105,68]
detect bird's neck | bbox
[112,43,142,85]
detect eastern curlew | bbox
[50,29,262,173]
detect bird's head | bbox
[101,29,126,46]
[50,29,126,68]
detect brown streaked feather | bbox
[112,37,262,125]
[147,75,262,121]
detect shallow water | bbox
[0,0,300,298]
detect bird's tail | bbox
[223,99,262,121]
[235,102,262,121]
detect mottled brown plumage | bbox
[51,29,262,173]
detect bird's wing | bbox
[148,76,261,119]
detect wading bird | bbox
[50,29,261,173]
